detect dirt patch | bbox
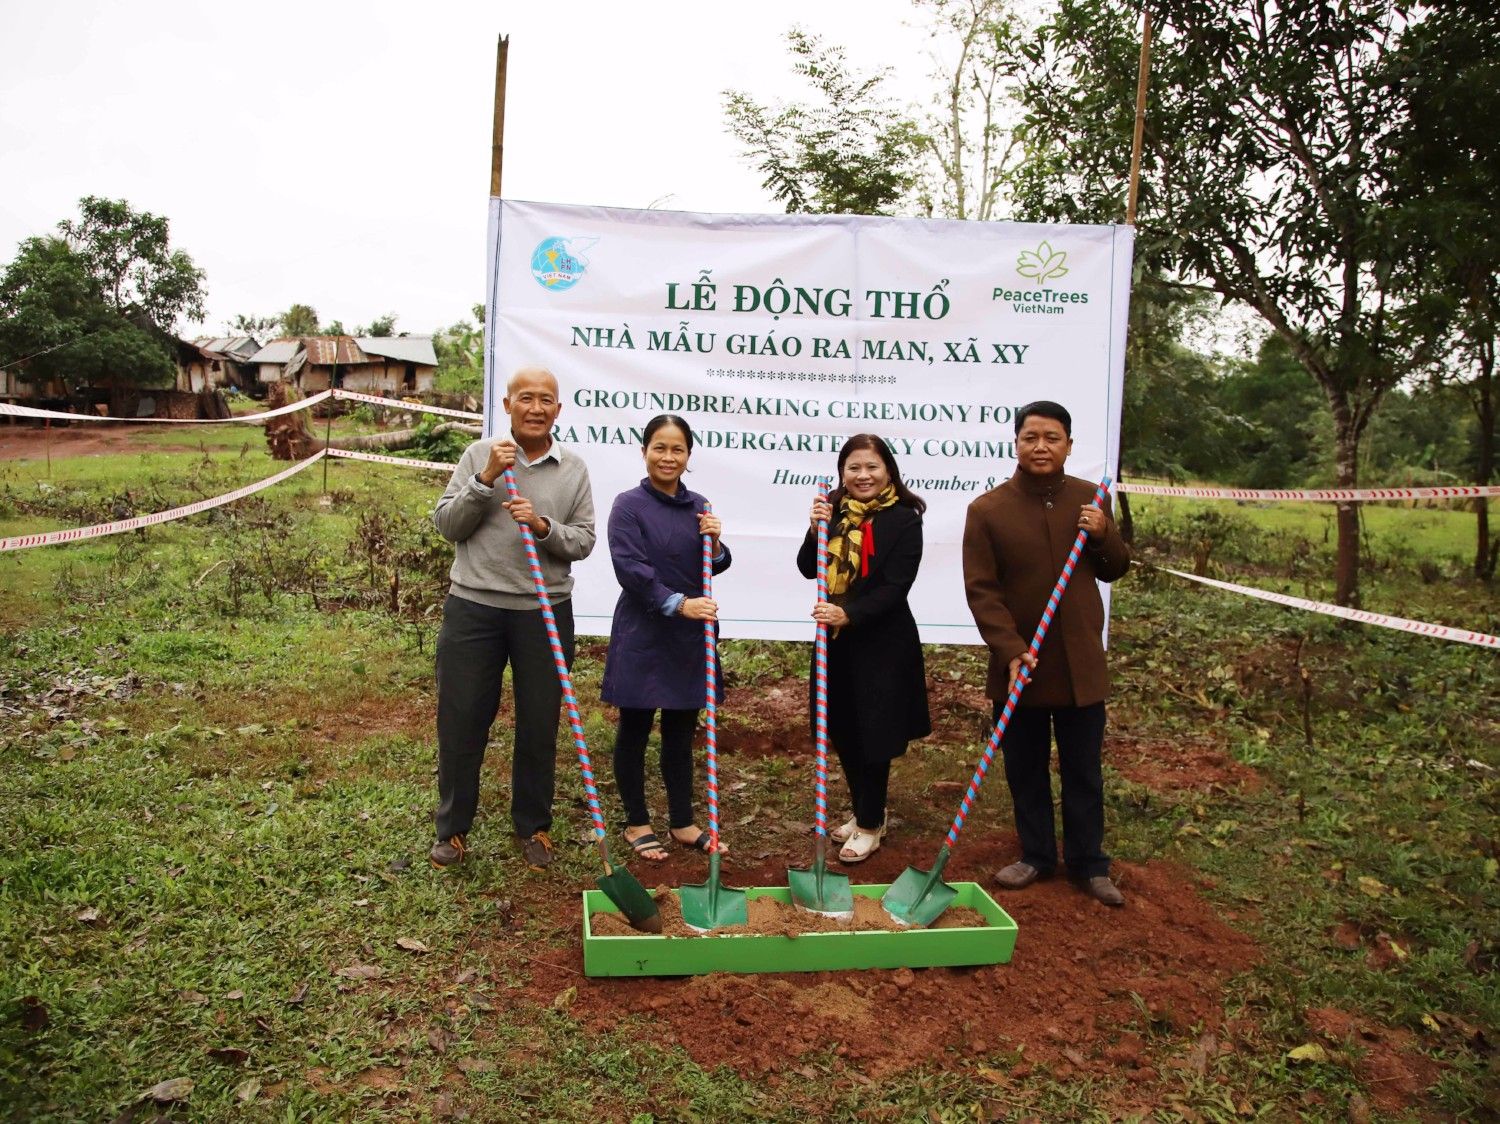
[505,840,1259,1083]
[1304,1007,1443,1114]
[1109,734,1264,794]
[0,423,209,461]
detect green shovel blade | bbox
[882,845,957,928]
[680,851,748,931]
[788,834,854,920]
[595,841,661,933]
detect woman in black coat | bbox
[797,434,931,863]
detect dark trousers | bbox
[434,594,573,841]
[833,739,892,831]
[996,701,1109,879]
[612,707,698,830]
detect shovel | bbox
[885,477,1112,928]
[679,505,749,931]
[502,469,661,933]
[788,481,855,920]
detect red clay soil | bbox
[1108,733,1265,794]
[0,423,207,460]
[507,837,1260,1084]
[1303,1007,1443,1116]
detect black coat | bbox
[797,503,932,762]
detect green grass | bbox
[1,443,1496,1120]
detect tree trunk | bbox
[1332,412,1362,608]
[1473,352,1494,580]
[263,382,478,460]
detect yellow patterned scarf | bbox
[825,485,898,601]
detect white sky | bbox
[0,0,944,339]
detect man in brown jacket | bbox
[962,400,1131,906]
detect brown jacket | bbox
[962,471,1130,707]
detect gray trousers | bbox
[434,593,574,841]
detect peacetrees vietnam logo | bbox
[1017,240,1069,284]
[530,236,597,291]
[992,239,1091,315]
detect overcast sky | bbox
[0,0,948,338]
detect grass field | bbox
[1,426,1496,1122]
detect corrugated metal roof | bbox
[303,336,369,365]
[249,341,301,364]
[355,336,438,366]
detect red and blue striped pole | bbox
[943,477,1112,848]
[501,468,607,844]
[700,504,720,852]
[811,481,832,843]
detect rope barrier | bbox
[1118,482,1500,502]
[0,451,327,552]
[1152,564,1499,649]
[0,390,333,425]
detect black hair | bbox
[1014,400,1072,437]
[829,433,927,515]
[642,413,694,452]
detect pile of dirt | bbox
[509,840,1260,1082]
[589,889,986,938]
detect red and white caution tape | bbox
[331,388,483,421]
[326,447,457,473]
[1,451,327,552]
[1118,482,1500,502]
[1154,565,1499,649]
[0,390,333,425]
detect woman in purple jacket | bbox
[603,415,731,862]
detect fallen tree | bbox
[263,383,480,461]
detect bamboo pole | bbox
[1126,10,1153,226]
[491,36,509,197]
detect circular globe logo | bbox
[530,237,590,291]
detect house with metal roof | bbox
[247,336,438,395]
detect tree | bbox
[1380,1,1499,578]
[724,29,926,215]
[0,197,205,391]
[361,313,398,338]
[433,316,483,396]
[913,0,1028,221]
[279,304,319,337]
[230,312,279,338]
[1010,0,1443,606]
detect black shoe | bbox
[521,831,553,870]
[430,835,466,868]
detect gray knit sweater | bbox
[433,438,596,609]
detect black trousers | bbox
[433,594,573,841]
[832,739,892,832]
[612,707,698,830]
[995,701,1109,879]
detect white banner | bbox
[486,200,1133,642]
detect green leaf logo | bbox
[1017,241,1069,285]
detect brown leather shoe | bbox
[992,861,1043,890]
[1079,875,1125,906]
[429,835,466,869]
[521,831,553,871]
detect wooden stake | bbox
[1126,10,1153,226]
[491,36,509,197]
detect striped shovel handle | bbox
[944,477,1113,848]
[700,503,720,851]
[501,468,607,841]
[811,481,832,839]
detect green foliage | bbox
[723,29,925,215]
[433,316,483,395]
[0,195,205,388]
[279,303,319,337]
[360,312,398,338]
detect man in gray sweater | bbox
[430,366,596,870]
